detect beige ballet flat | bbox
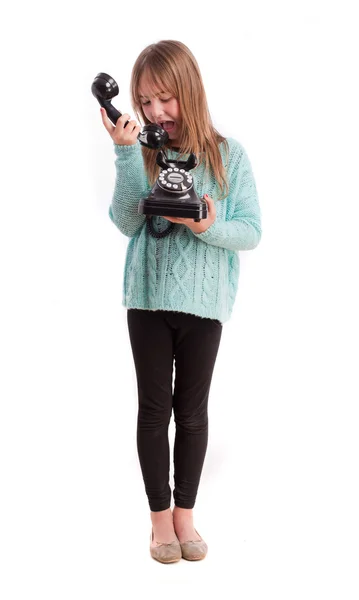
[179,529,208,561]
[149,529,182,564]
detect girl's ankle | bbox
[151,508,172,522]
[173,506,193,512]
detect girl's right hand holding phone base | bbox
[100,108,141,146]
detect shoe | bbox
[179,529,208,561]
[149,529,182,564]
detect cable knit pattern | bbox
[109,137,261,324]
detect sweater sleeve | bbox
[108,142,151,238]
[192,144,262,252]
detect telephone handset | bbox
[91,72,207,238]
[91,72,168,149]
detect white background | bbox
[1,0,358,598]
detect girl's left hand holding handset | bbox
[163,194,216,234]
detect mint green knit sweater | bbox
[109,137,261,324]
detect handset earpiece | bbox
[91,72,169,149]
[91,72,121,125]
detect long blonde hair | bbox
[130,40,229,200]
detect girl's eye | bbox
[141,98,171,106]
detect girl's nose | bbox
[150,99,165,123]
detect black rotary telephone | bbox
[91,72,207,238]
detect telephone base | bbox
[138,198,207,221]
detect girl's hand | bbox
[100,108,141,146]
[163,194,216,234]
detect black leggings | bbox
[127,309,223,512]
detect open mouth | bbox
[160,121,175,132]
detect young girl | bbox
[100,40,261,563]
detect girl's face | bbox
[138,74,182,147]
